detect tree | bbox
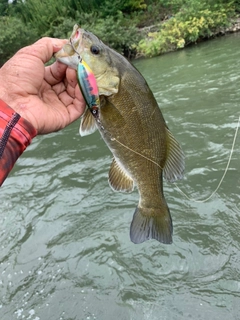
[0,0,8,16]
[0,16,38,66]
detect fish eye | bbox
[91,107,99,117]
[90,45,100,55]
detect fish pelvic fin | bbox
[163,128,185,182]
[130,204,173,244]
[108,158,134,193]
[79,109,97,136]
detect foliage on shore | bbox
[137,1,238,57]
[0,0,239,65]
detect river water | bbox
[1,33,240,320]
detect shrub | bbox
[137,0,234,57]
[0,16,38,66]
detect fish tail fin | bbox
[130,204,173,244]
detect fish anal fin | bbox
[108,158,134,193]
[79,109,97,136]
[130,205,172,244]
[163,128,185,182]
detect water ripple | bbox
[1,33,240,320]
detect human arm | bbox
[0,37,86,186]
[0,99,37,185]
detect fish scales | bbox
[55,25,185,244]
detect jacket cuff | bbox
[0,99,37,186]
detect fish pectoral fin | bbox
[163,128,185,182]
[108,158,134,193]
[79,109,97,136]
[130,204,173,244]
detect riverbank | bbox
[136,14,240,59]
[1,1,240,65]
[224,17,240,33]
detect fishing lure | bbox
[68,37,100,116]
[77,59,100,117]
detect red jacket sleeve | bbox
[0,99,37,186]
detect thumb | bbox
[18,37,68,64]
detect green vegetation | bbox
[0,0,239,65]
[138,0,236,57]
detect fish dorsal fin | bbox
[163,128,185,182]
[79,108,97,136]
[97,67,120,96]
[108,158,134,193]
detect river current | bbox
[1,32,240,320]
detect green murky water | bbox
[1,33,240,320]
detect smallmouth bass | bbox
[55,25,185,244]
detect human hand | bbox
[0,37,86,134]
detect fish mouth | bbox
[55,43,74,58]
[68,24,85,60]
[69,38,83,62]
[55,25,83,67]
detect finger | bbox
[65,76,85,103]
[58,90,76,106]
[56,83,85,107]
[66,100,86,122]
[45,61,68,85]
[18,38,68,64]
[45,60,79,90]
[66,67,78,87]
[51,79,77,99]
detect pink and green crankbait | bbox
[77,59,100,117]
[68,35,100,116]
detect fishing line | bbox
[174,115,240,203]
[110,137,164,170]
[111,115,240,203]
[70,38,82,61]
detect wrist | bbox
[0,90,38,131]
[0,99,37,186]
[0,86,20,117]
[0,99,38,136]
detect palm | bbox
[0,37,85,134]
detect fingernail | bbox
[54,43,62,48]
